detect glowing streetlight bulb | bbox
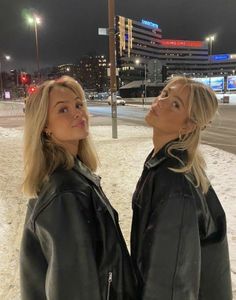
[205,34,216,77]
[206,35,215,42]
[135,59,140,65]
[5,55,11,60]
[27,17,34,24]
[35,16,41,24]
[25,13,42,79]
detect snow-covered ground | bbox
[0,124,235,299]
[216,93,236,104]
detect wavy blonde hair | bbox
[165,76,218,194]
[23,76,99,197]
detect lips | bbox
[149,106,159,117]
[72,120,87,128]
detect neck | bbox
[61,140,79,157]
[152,128,178,156]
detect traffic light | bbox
[18,72,31,85]
[21,74,27,84]
[27,85,37,95]
[10,69,18,85]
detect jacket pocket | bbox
[106,271,112,300]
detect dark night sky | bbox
[1,0,236,72]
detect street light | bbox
[27,14,41,79]
[0,55,11,99]
[135,59,147,104]
[206,35,215,77]
[108,0,118,139]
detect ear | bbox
[181,119,196,135]
[43,125,51,135]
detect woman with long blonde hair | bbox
[20,76,137,300]
[131,76,232,299]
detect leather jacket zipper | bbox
[106,272,112,300]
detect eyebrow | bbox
[54,97,83,108]
[168,87,186,108]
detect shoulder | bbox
[152,160,192,197]
[49,166,90,192]
[26,168,93,231]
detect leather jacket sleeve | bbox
[141,192,201,300]
[33,192,101,300]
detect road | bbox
[0,100,235,155]
[88,103,236,155]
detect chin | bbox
[145,113,155,127]
[81,130,89,139]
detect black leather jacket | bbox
[20,159,137,300]
[131,146,232,300]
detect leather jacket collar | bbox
[74,158,101,187]
[144,140,186,170]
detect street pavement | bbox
[88,102,236,155]
[0,99,236,154]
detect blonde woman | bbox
[131,76,232,299]
[20,76,137,300]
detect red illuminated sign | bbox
[160,39,204,48]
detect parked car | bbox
[107,95,126,105]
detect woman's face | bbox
[45,86,89,155]
[145,82,194,138]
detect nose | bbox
[152,96,162,108]
[73,108,83,119]
[152,96,158,106]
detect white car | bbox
[107,95,126,105]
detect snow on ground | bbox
[0,102,24,117]
[216,93,236,104]
[0,125,235,299]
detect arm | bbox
[141,193,201,300]
[35,192,101,300]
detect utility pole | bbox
[108,0,118,138]
[144,63,147,102]
[34,18,40,79]
[0,60,3,99]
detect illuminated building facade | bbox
[208,54,236,76]
[116,16,162,83]
[115,16,236,83]
[158,39,209,77]
[78,55,108,92]
[57,64,79,79]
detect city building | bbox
[57,63,80,79]
[115,15,236,85]
[158,39,208,77]
[78,55,108,92]
[116,16,162,84]
[208,54,236,76]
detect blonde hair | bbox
[165,76,218,194]
[23,76,99,197]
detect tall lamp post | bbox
[108,0,118,138]
[206,35,215,77]
[27,14,41,79]
[135,59,147,105]
[0,55,11,99]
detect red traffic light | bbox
[27,86,37,95]
[19,72,31,85]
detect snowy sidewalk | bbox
[0,125,235,299]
